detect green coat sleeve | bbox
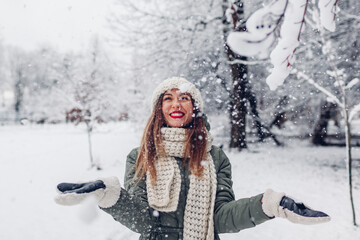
[212,147,272,233]
[101,148,156,234]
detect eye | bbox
[180,96,190,101]
[163,96,172,101]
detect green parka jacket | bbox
[101,146,272,239]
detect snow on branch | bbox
[349,103,360,122]
[297,71,343,108]
[345,78,359,90]
[227,59,269,65]
[265,0,308,90]
[318,0,338,32]
[227,0,339,90]
[227,0,287,59]
[341,11,360,21]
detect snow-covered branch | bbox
[265,0,308,90]
[345,78,359,90]
[349,103,360,122]
[341,11,360,21]
[318,0,338,32]
[297,71,343,108]
[226,0,339,90]
[227,59,269,65]
[227,0,287,60]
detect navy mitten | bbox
[262,189,330,224]
[55,177,121,208]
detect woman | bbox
[55,77,330,240]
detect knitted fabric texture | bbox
[146,127,217,240]
[151,77,203,112]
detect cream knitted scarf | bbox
[146,127,217,240]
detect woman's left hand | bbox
[262,189,331,224]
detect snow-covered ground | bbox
[0,122,359,240]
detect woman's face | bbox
[162,88,194,127]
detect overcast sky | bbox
[0,0,111,52]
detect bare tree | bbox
[54,37,115,169]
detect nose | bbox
[171,99,181,109]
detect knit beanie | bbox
[151,77,203,112]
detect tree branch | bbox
[296,71,344,108]
[228,59,269,65]
[349,103,360,122]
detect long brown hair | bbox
[134,94,208,185]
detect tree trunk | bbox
[222,0,282,148]
[85,121,95,168]
[228,54,248,149]
[14,69,24,122]
[343,107,357,226]
[223,0,248,150]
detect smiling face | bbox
[162,88,194,128]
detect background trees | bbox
[0,0,359,152]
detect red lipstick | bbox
[170,111,185,119]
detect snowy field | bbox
[0,122,360,240]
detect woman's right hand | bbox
[55,176,121,208]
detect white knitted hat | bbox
[151,77,203,112]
